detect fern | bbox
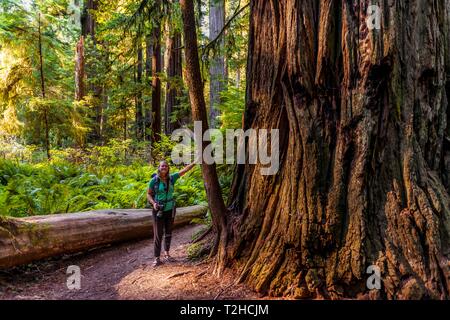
[0,155,214,217]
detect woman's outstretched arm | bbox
[179,161,197,177]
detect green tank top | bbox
[148,172,180,211]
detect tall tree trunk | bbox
[123,106,127,141]
[37,13,50,160]
[81,0,96,39]
[145,34,153,141]
[136,43,144,140]
[165,23,183,134]
[209,0,226,128]
[81,0,103,143]
[152,0,162,144]
[118,73,128,143]
[227,0,450,300]
[75,36,85,101]
[180,0,228,275]
[100,84,107,143]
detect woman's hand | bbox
[147,189,158,209]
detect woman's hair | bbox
[157,160,170,177]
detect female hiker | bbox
[147,160,197,267]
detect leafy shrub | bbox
[218,84,245,130]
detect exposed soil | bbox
[0,224,262,300]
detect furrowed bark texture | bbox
[228,0,450,300]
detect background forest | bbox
[0,0,248,217]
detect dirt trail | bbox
[0,224,260,300]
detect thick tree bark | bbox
[165,27,183,134]
[227,0,450,300]
[152,0,163,144]
[180,0,229,275]
[209,0,226,128]
[0,205,207,269]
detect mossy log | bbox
[0,205,207,269]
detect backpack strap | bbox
[151,175,160,199]
[151,174,175,206]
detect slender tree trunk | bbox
[145,34,153,141]
[180,0,229,275]
[100,84,107,143]
[152,0,162,144]
[209,0,226,128]
[136,43,144,140]
[75,36,85,101]
[82,0,103,143]
[81,0,96,39]
[123,106,127,141]
[38,13,50,160]
[227,0,450,300]
[165,23,183,134]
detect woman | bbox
[147,160,196,267]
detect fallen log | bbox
[0,205,207,269]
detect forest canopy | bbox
[0,0,247,217]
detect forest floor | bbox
[0,224,262,300]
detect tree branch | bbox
[202,2,250,52]
[174,1,250,51]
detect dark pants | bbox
[152,210,174,258]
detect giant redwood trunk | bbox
[227,0,450,300]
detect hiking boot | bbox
[152,257,163,267]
